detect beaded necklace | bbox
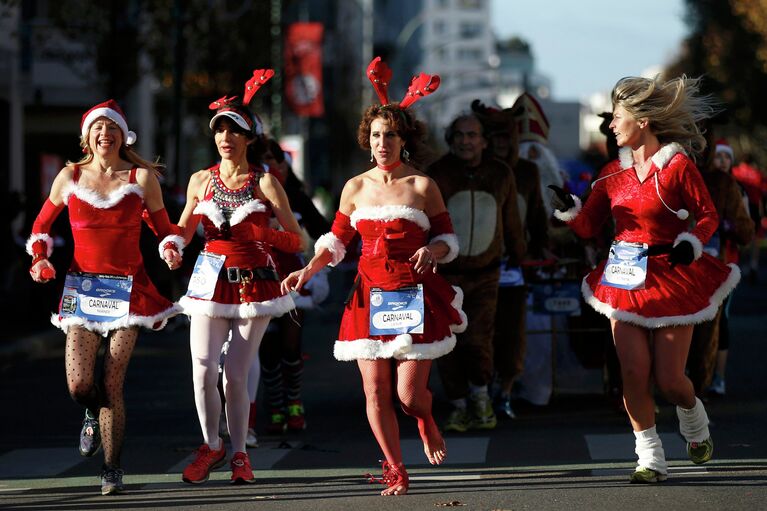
[210,168,258,221]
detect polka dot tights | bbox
[65,326,138,467]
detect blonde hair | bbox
[611,76,718,155]
[68,128,163,175]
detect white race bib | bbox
[186,252,226,299]
[600,241,649,290]
[369,285,425,335]
[61,272,133,322]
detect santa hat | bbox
[81,100,136,145]
[715,138,734,159]
[510,92,550,144]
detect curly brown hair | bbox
[357,103,429,167]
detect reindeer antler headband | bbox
[366,56,440,109]
[208,69,275,135]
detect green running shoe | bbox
[443,407,470,433]
[688,437,714,464]
[469,394,497,430]
[629,466,668,484]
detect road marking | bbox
[585,433,687,460]
[400,437,489,465]
[0,448,81,478]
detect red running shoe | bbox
[182,442,226,484]
[230,451,256,484]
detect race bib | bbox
[499,259,525,287]
[369,285,425,335]
[186,252,226,299]
[601,241,648,290]
[61,272,133,322]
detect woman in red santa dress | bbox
[282,57,466,496]
[27,100,181,495]
[549,76,740,484]
[164,70,304,486]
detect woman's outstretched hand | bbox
[282,267,313,294]
[547,185,575,212]
[410,246,438,274]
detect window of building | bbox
[434,20,446,35]
[457,0,483,9]
[459,22,482,39]
[457,47,483,61]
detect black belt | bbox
[647,244,673,256]
[225,266,279,283]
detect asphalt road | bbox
[1,268,765,511]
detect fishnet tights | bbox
[65,325,138,467]
[357,359,441,464]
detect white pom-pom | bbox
[676,209,689,220]
[126,131,137,145]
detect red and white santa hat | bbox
[81,99,137,145]
[715,138,733,159]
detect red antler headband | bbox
[366,57,439,108]
[208,69,275,134]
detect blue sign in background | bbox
[531,281,581,316]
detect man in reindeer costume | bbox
[429,111,526,432]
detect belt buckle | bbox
[227,267,241,283]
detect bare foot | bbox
[381,482,408,496]
[419,417,447,465]
[380,462,409,496]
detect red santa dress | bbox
[554,143,740,328]
[51,166,179,335]
[315,205,467,360]
[178,165,295,318]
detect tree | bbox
[667,0,767,164]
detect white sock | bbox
[676,397,710,443]
[634,426,668,474]
[451,398,467,410]
[469,384,489,399]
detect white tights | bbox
[190,315,270,453]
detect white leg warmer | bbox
[676,397,710,443]
[634,426,668,474]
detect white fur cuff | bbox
[26,233,54,258]
[553,195,582,222]
[674,232,703,261]
[159,234,186,258]
[315,232,346,267]
[431,233,459,264]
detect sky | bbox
[490,0,690,102]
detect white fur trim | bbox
[159,234,186,258]
[431,233,459,264]
[450,285,468,333]
[315,232,347,267]
[52,304,181,336]
[618,143,685,170]
[333,334,456,361]
[674,232,703,261]
[652,142,685,169]
[178,294,295,318]
[193,200,226,228]
[619,147,634,169]
[229,199,268,226]
[553,195,583,222]
[62,182,144,209]
[26,233,54,257]
[582,264,740,328]
[350,205,430,230]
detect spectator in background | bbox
[470,99,548,419]
[731,153,764,284]
[429,112,525,432]
[258,139,331,439]
[690,137,753,397]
